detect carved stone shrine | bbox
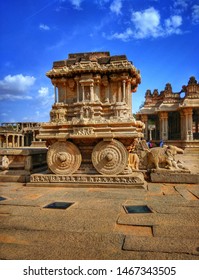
[30,52,146,187]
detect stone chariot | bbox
[31,52,145,186]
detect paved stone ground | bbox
[0,181,199,260]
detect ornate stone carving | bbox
[147,145,184,170]
[35,52,146,186]
[47,141,82,174]
[1,155,10,170]
[73,127,94,135]
[91,139,128,175]
[80,106,94,119]
[30,174,143,184]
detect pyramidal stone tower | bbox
[31,52,145,187]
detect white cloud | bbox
[0,94,32,101]
[37,86,53,107]
[173,0,188,11]
[105,27,133,41]
[192,5,199,24]
[39,24,50,30]
[105,7,184,40]
[38,87,49,97]
[0,74,36,101]
[165,15,182,34]
[110,0,122,15]
[131,7,162,39]
[69,0,84,9]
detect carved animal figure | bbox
[1,155,10,170]
[128,153,139,170]
[147,145,184,170]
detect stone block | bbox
[150,170,199,184]
[123,236,199,255]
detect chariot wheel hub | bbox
[47,141,82,175]
[91,139,128,175]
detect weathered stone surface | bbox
[174,186,198,200]
[123,236,199,255]
[117,212,199,227]
[0,182,199,260]
[0,148,47,182]
[150,170,199,183]
[153,225,199,239]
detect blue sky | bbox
[0,0,199,122]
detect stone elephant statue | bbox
[147,145,184,170]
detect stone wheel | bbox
[47,141,82,175]
[91,139,128,175]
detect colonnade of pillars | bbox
[0,134,24,148]
[0,131,37,148]
[141,108,194,141]
[53,79,129,104]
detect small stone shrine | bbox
[30,52,146,186]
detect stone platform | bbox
[150,170,199,184]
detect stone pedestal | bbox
[0,148,47,182]
[150,169,199,184]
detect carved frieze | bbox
[30,174,143,184]
[73,127,94,135]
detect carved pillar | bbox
[95,81,100,101]
[141,115,148,139]
[82,85,85,102]
[165,112,168,140]
[22,135,25,147]
[94,75,101,102]
[12,135,15,147]
[105,84,110,102]
[75,78,80,102]
[102,76,109,102]
[90,83,94,102]
[6,134,8,148]
[62,81,67,103]
[127,81,132,111]
[122,80,126,103]
[54,85,57,103]
[118,81,122,102]
[181,109,193,140]
[159,112,168,140]
[188,108,193,140]
[183,108,193,140]
[17,135,20,147]
[180,110,184,139]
